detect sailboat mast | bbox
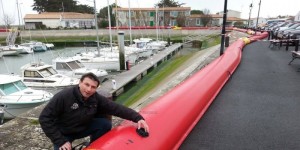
[115,0,119,31]
[16,0,23,42]
[155,6,159,42]
[128,0,132,45]
[0,0,7,31]
[107,0,113,51]
[94,0,100,56]
[16,0,21,28]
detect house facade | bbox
[24,12,95,29]
[188,10,247,27]
[113,7,191,27]
[187,14,223,27]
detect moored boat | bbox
[52,57,109,83]
[20,41,47,52]
[20,62,79,90]
[1,45,23,56]
[0,74,53,119]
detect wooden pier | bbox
[97,43,183,99]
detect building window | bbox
[170,19,177,26]
[196,19,201,26]
[170,11,178,17]
[158,11,164,17]
[185,11,190,16]
[65,21,70,27]
[128,11,135,17]
[150,12,155,17]
[79,21,93,28]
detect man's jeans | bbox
[53,118,112,150]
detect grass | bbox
[29,119,39,125]
[115,35,221,106]
[116,53,194,106]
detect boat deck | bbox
[180,41,300,149]
[97,43,183,98]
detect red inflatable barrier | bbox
[249,32,268,42]
[86,40,244,150]
[85,30,268,150]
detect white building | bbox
[295,11,300,22]
[24,12,95,29]
[250,17,267,27]
[218,10,241,18]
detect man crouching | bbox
[39,72,149,150]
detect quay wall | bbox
[0,29,221,38]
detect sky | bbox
[1,0,300,25]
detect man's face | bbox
[79,77,98,100]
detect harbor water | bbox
[0,47,93,75]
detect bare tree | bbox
[201,9,212,27]
[2,14,15,28]
[176,12,186,27]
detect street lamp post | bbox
[256,0,262,29]
[220,0,228,55]
[247,3,253,28]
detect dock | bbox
[97,43,183,98]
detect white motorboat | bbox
[18,45,34,54]
[0,48,3,58]
[140,38,168,51]
[20,62,79,89]
[52,57,109,83]
[0,74,53,119]
[74,54,122,71]
[131,39,155,57]
[1,45,23,56]
[20,41,47,52]
[75,48,138,71]
[45,43,55,50]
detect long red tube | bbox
[86,31,268,150]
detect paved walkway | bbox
[180,41,300,149]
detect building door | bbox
[149,12,155,26]
[65,21,70,28]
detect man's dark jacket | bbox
[39,86,144,147]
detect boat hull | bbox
[1,101,47,119]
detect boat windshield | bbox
[0,80,27,95]
[56,62,72,71]
[39,67,57,77]
[136,42,146,48]
[14,80,27,90]
[66,60,83,69]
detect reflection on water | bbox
[0,47,91,75]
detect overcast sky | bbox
[1,0,300,25]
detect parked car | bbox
[282,29,300,46]
[277,23,300,39]
[287,30,300,39]
[270,22,289,31]
[280,26,300,39]
[273,22,296,38]
[263,22,279,30]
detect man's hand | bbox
[59,141,72,150]
[137,119,149,133]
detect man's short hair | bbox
[80,72,100,87]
